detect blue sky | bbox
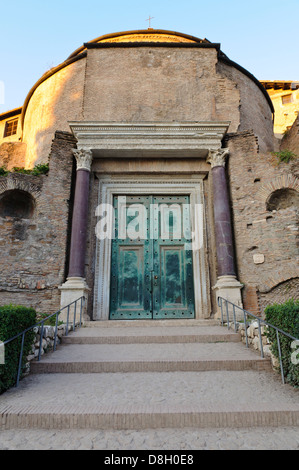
[0,0,298,114]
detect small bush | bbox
[265,299,299,387]
[0,305,37,394]
[36,312,63,327]
[12,163,49,175]
[0,163,49,177]
[0,166,9,176]
[30,163,49,175]
[272,150,297,164]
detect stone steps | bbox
[30,341,271,374]
[1,370,299,430]
[61,324,240,344]
[83,319,220,328]
[1,403,299,430]
[1,321,299,431]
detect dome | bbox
[19,27,274,157]
[67,29,210,59]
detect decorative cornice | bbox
[206,148,230,168]
[69,121,230,157]
[73,148,93,171]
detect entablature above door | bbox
[68,121,230,159]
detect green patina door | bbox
[110,195,195,320]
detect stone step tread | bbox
[2,403,299,414]
[30,361,271,373]
[30,342,271,373]
[1,371,299,429]
[32,342,265,363]
[2,406,299,430]
[71,325,237,336]
[2,371,298,409]
[62,326,240,343]
[83,320,220,328]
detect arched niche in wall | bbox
[0,189,35,219]
[266,188,299,212]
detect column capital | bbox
[73,148,93,171]
[207,148,229,169]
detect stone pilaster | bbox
[207,148,243,319]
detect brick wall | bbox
[0,142,27,170]
[226,130,299,314]
[243,285,260,316]
[0,131,75,314]
[14,44,275,166]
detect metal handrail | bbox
[218,296,299,384]
[1,296,85,387]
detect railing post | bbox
[16,332,25,387]
[232,304,237,332]
[243,310,248,348]
[258,318,264,358]
[276,329,285,385]
[225,300,230,329]
[80,297,84,326]
[66,305,70,336]
[38,322,44,361]
[219,297,224,326]
[54,312,59,352]
[73,300,77,330]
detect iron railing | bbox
[1,296,85,387]
[218,296,299,384]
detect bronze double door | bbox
[109,195,195,320]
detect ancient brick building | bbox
[0,29,298,320]
[261,81,299,137]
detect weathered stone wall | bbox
[83,48,240,130]
[14,44,274,168]
[0,142,27,170]
[22,60,86,168]
[280,115,299,154]
[226,131,299,315]
[0,131,76,314]
[217,62,274,152]
[258,278,299,313]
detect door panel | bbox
[152,196,195,319]
[110,195,152,319]
[109,195,195,319]
[119,247,143,306]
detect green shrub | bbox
[12,164,49,175]
[0,166,9,176]
[30,163,49,175]
[37,312,63,327]
[272,150,297,164]
[265,299,299,387]
[0,305,37,394]
[0,163,49,177]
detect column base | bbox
[213,275,244,321]
[59,277,90,324]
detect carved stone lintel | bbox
[73,149,93,171]
[207,148,229,169]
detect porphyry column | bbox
[68,149,93,278]
[207,148,243,318]
[59,148,93,321]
